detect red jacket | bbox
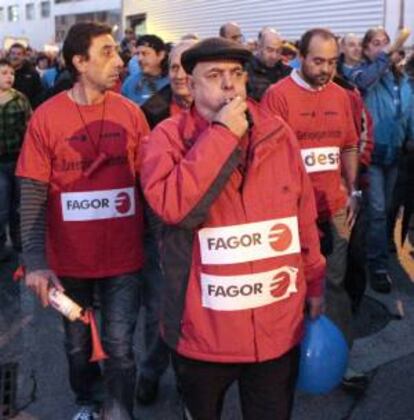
[140,101,325,363]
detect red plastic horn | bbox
[81,309,108,362]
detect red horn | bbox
[81,309,108,362]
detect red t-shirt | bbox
[17,91,150,278]
[262,76,358,220]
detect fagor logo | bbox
[115,192,131,214]
[201,266,299,311]
[61,187,135,221]
[270,270,291,298]
[268,224,292,252]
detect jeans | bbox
[172,347,300,420]
[0,162,20,250]
[61,273,140,419]
[139,233,170,381]
[319,208,353,347]
[366,163,399,272]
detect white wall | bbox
[0,0,55,50]
[0,0,122,50]
[123,0,385,43]
[54,0,120,16]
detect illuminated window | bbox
[40,1,51,18]
[8,5,19,22]
[26,3,35,20]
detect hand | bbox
[387,28,411,55]
[25,269,64,307]
[306,296,325,319]
[346,193,360,229]
[213,96,248,138]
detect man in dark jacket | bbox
[8,43,42,108]
[246,28,291,101]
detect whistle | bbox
[83,152,108,178]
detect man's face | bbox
[169,48,191,100]
[37,58,49,70]
[341,35,362,64]
[224,25,243,44]
[137,45,165,76]
[189,60,247,117]
[9,47,25,69]
[257,34,282,68]
[125,30,135,41]
[364,31,389,61]
[0,65,15,90]
[300,36,338,88]
[75,34,123,90]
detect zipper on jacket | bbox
[239,126,282,361]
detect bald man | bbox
[219,22,244,44]
[246,28,292,101]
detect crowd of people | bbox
[1,18,414,420]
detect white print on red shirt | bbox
[300,147,340,173]
[61,187,135,221]
[198,217,300,265]
[201,266,298,311]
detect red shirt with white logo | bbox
[262,74,358,220]
[17,91,149,278]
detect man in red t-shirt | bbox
[262,28,368,390]
[16,22,149,420]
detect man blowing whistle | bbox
[140,37,326,420]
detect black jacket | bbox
[246,56,292,101]
[13,61,43,108]
[140,84,173,129]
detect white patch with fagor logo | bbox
[201,266,299,311]
[301,147,340,173]
[61,187,135,221]
[198,217,300,265]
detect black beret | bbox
[181,37,252,74]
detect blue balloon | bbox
[296,315,349,395]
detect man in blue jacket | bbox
[341,28,414,293]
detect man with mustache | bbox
[262,28,366,390]
[16,22,149,420]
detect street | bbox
[1,221,414,420]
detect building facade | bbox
[123,0,414,44]
[0,0,413,50]
[0,0,121,50]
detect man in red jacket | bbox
[140,37,325,420]
[262,28,367,390]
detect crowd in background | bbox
[2,19,414,420]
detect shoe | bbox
[136,375,159,405]
[72,406,100,420]
[341,368,369,393]
[370,272,392,294]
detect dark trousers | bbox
[61,273,140,419]
[0,162,20,250]
[319,208,353,348]
[172,347,300,420]
[139,232,170,381]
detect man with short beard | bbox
[246,28,291,101]
[262,28,367,390]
